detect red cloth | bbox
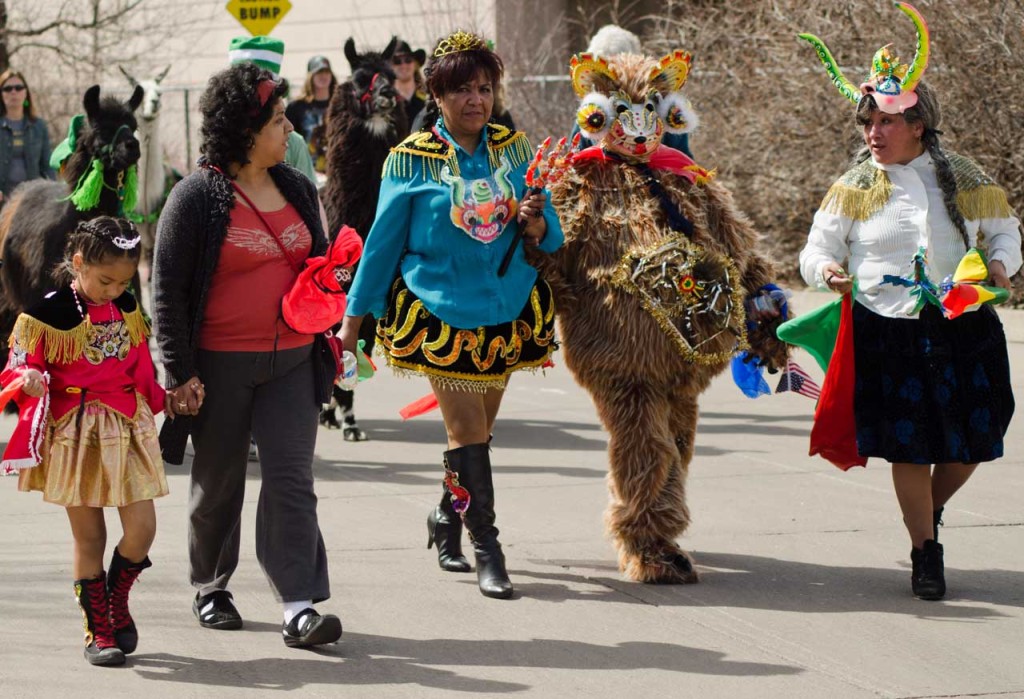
[571,145,709,184]
[1,303,165,472]
[199,202,313,351]
[809,293,866,470]
[0,374,49,474]
[282,225,363,334]
[400,393,439,420]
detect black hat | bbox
[393,39,426,66]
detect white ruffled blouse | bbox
[799,152,1022,318]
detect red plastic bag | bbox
[809,293,866,470]
[282,226,363,334]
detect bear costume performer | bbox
[535,50,788,584]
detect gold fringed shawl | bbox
[382,123,533,183]
[818,152,1016,222]
[10,306,150,366]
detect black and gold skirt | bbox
[376,277,556,392]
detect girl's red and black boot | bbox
[107,548,152,654]
[74,574,126,666]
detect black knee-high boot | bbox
[107,547,152,654]
[445,443,513,599]
[427,481,472,573]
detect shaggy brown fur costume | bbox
[538,54,786,584]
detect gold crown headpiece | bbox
[434,30,487,58]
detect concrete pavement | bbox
[2,289,1023,698]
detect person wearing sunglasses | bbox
[0,69,54,206]
[390,39,428,124]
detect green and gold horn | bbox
[895,2,930,93]
[797,33,859,105]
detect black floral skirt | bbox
[375,277,556,392]
[853,302,1014,465]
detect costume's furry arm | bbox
[701,180,789,369]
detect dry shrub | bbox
[503,0,1024,294]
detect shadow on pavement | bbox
[521,553,1024,618]
[129,630,800,691]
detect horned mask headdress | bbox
[798,1,930,114]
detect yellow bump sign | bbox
[225,0,292,36]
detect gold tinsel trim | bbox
[488,131,532,171]
[956,185,1015,221]
[820,152,1017,222]
[607,236,749,366]
[122,306,150,347]
[9,307,150,366]
[383,349,554,393]
[819,168,893,221]
[10,315,90,366]
[383,129,532,183]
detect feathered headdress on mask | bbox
[798,1,930,114]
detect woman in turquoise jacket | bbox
[340,30,563,601]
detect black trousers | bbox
[188,344,330,603]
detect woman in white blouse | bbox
[799,81,1021,601]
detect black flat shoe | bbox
[282,608,342,648]
[193,590,243,630]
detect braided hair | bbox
[854,81,969,249]
[56,216,142,284]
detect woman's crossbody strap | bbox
[229,182,302,273]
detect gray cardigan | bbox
[152,160,329,463]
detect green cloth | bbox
[287,131,316,183]
[49,114,84,172]
[776,295,843,373]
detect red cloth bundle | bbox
[282,226,363,334]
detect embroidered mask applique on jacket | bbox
[440,157,518,244]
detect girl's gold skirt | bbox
[19,394,168,508]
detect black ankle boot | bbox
[445,443,513,599]
[107,548,152,654]
[74,574,125,666]
[933,506,944,542]
[910,539,946,601]
[427,486,472,573]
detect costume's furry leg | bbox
[592,380,698,584]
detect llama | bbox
[119,65,173,278]
[0,84,144,364]
[320,36,410,437]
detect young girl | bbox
[1,217,168,666]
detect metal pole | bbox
[184,88,192,172]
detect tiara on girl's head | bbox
[82,217,141,250]
[433,30,487,58]
[111,234,142,250]
[111,220,142,250]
